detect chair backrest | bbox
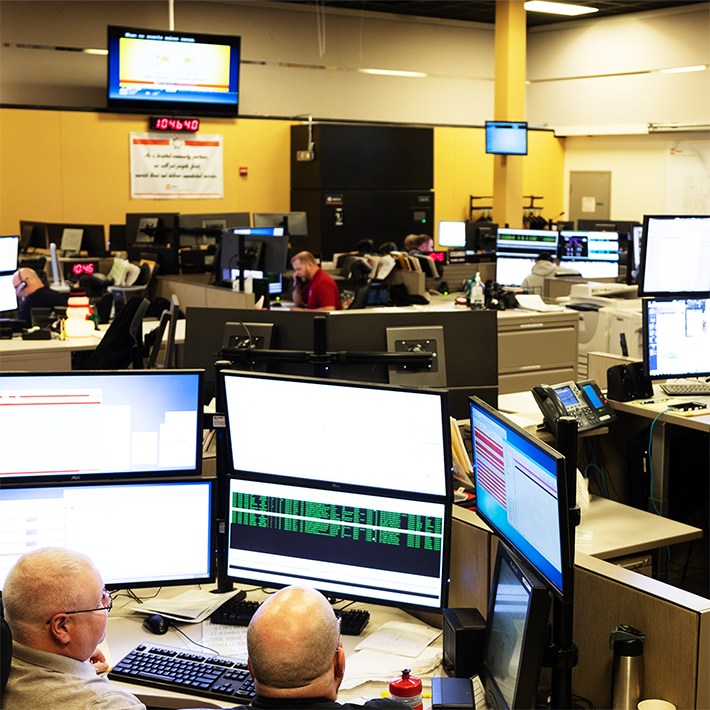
[1,617,12,702]
[73,296,150,370]
[163,294,179,369]
[348,279,372,310]
[146,309,170,369]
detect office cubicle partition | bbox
[183,307,498,417]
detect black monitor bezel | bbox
[0,369,205,487]
[218,369,453,612]
[0,476,215,590]
[637,214,710,299]
[107,25,241,117]
[481,543,552,710]
[469,396,572,602]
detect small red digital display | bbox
[149,117,201,132]
[72,263,96,276]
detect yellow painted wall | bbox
[1,109,565,246]
[0,108,294,237]
[434,125,566,244]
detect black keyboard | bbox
[108,643,255,703]
[210,597,370,635]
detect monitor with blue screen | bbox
[220,370,452,611]
[0,370,203,484]
[0,479,213,590]
[485,121,528,156]
[558,230,619,279]
[643,297,710,380]
[469,396,571,600]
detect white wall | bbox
[0,0,497,125]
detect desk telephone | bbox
[532,379,617,434]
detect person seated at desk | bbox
[406,235,434,256]
[1,547,145,710]
[227,586,407,710]
[292,251,343,311]
[521,253,580,293]
[12,267,68,324]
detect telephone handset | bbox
[531,378,617,434]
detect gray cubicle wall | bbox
[183,307,498,418]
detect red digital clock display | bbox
[72,263,96,276]
[149,117,201,132]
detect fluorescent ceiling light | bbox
[658,65,707,74]
[359,68,427,78]
[524,1,598,16]
[83,48,108,55]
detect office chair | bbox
[347,259,373,310]
[145,294,180,369]
[72,296,149,370]
[1,617,11,703]
[107,259,158,313]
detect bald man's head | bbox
[247,586,341,694]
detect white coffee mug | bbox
[638,700,676,710]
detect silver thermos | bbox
[610,625,645,710]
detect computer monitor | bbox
[179,213,251,247]
[0,370,204,485]
[466,223,498,252]
[439,221,467,248]
[643,297,710,380]
[45,223,107,256]
[19,221,49,251]
[0,236,20,272]
[0,478,214,590]
[480,544,552,710]
[485,121,528,156]
[253,212,308,238]
[218,227,289,279]
[637,215,710,298]
[220,370,452,611]
[125,213,180,247]
[628,225,643,285]
[496,228,558,257]
[107,25,241,117]
[469,396,571,600]
[495,256,538,287]
[558,230,619,279]
[0,274,18,312]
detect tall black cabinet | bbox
[290,124,434,259]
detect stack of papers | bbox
[126,588,243,624]
[515,294,565,312]
[342,621,443,690]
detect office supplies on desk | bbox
[108,643,255,703]
[127,588,244,623]
[515,293,565,312]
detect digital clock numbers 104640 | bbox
[149,117,200,132]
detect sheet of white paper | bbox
[354,621,441,658]
[200,620,249,660]
[341,646,442,690]
[127,588,242,623]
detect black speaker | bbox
[442,608,486,678]
[606,362,653,402]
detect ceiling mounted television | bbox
[485,121,528,156]
[107,25,241,117]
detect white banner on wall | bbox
[130,133,224,199]
[666,142,710,214]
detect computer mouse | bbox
[143,613,170,635]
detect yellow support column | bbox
[493,0,526,229]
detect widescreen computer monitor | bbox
[0,235,20,272]
[253,212,308,238]
[558,230,619,279]
[219,227,289,278]
[480,544,552,710]
[0,370,203,485]
[638,215,710,298]
[438,221,466,248]
[629,225,643,284]
[45,223,107,256]
[19,221,49,251]
[643,297,710,380]
[496,228,558,257]
[220,370,452,611]
[179,212,251,247]
[469,396,571,600]
[0,479,214,590]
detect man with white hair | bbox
[2,547,145,709]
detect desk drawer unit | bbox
[497,311,579,395]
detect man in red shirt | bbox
[291,251,342,311]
